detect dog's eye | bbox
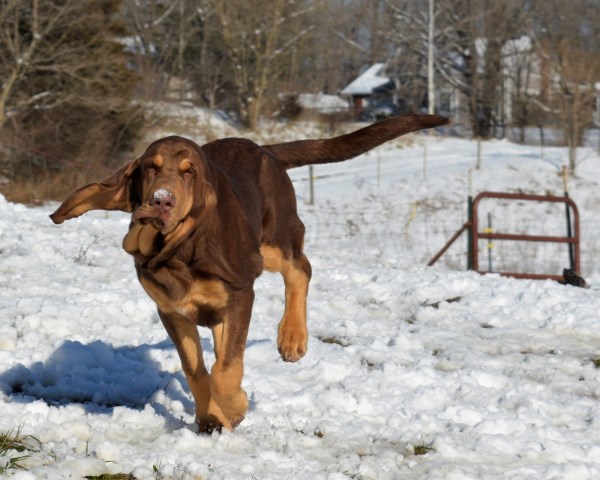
[178,158,195,179]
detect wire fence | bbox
[297,192,600,278]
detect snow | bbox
[1,131,600,479]
[153,189,172,200]
[296,93,348,114]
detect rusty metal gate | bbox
[428,191,581,281]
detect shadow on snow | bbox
[0,337,215,429]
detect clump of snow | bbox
[296,93,348,114]
[1,130,600,479]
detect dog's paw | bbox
[196,414,230,434]
[277,322,308,362]
[196,390,247,434]
[219,389,249,428]
[196,399,234,434]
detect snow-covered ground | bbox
[1,127,600,479]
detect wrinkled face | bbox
[132,140,200,234]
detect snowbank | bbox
[1,135,599,479]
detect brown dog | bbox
[50,113,448,432]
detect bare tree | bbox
[211,0,318,129]
[119,0,175,99]
[0,0,135,130]
[383,0,528,137]
[121,0,213,101]
[381,0,431,112]
[533,0,600,174]
[0,0,139,200]
[120,0,384,124]
[502,36,540,143]
[291,0,383,97]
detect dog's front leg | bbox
[158,310,233,433]
[209,287,254,429]
[277,252,312,362]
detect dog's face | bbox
[50,136,216,238]
[133,140,201,234]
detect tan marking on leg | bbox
[210,358,248,428]
[211,322,224,359]
[208,289,254,426]
[260,245,310,362]
[261,245,286,272]
[159,311,233,432]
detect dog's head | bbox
[50,136,216,236]
[131,137,217,234]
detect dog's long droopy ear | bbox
[50,159,140,224]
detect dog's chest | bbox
[139,273,229,320]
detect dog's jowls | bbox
[50,113,449,433]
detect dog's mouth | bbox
[149,216,165,230]
[132,204,174,233]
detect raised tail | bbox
[263,113,449,169]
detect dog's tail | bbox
[263,113,449,169]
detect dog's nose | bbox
[151,189,176,212]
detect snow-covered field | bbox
[1,126,600,479]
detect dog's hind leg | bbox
[261,245,312,362]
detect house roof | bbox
[340,63,394,96]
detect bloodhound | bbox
[50,113,448,433]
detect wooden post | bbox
[307,165,315,205]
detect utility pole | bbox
[424,0,436,176]
[427,0,436,115]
